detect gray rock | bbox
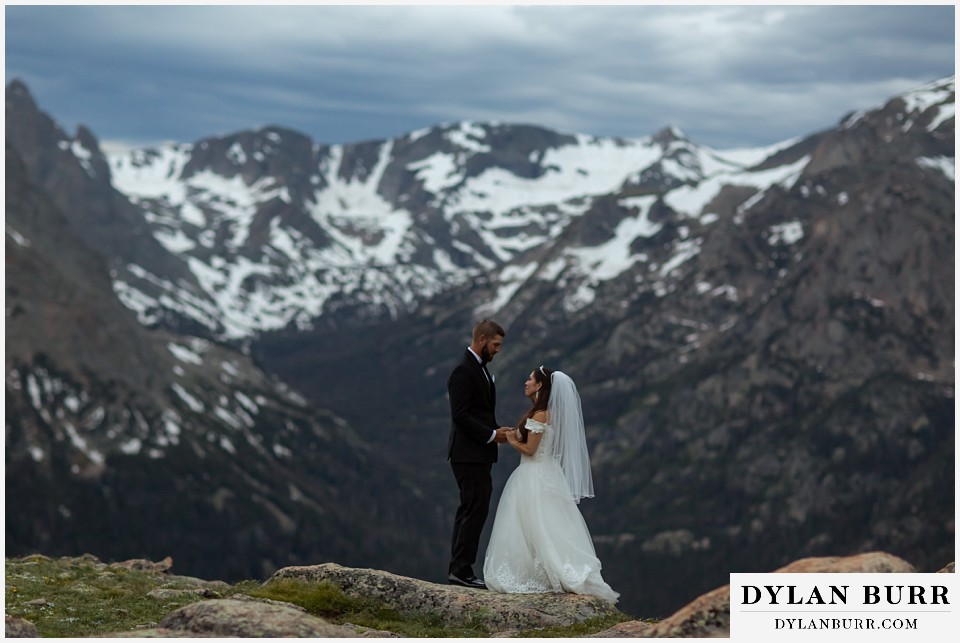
[5,616,40,638]
[588,620,658,637]
[268,562,621,631]
[157,598,355,637]
[339,623,403,638]
[228,593,307,611]
[109,557,173,574]
[159,575,230,590]
[94,628,221,638]
[145,587,221,601]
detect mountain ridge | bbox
[5,75,954,617]
[5,121,446,585]
[99,101,820,339]
[248,75,954,615]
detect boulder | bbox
[588,619,658,637]
[268,563,621,631]
[338,623,403,638]
[95,628,221,638]
[145,587,221,601]
[5,616,39,638]
[773,551,915,573]
[648,584,730,638]
[109,556,174,574]
[156,599,355,637]
[609,551,917,638]
[226,593,307,611]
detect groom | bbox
[446,319,511,589]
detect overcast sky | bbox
[4,2,955,152]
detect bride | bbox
[482,366,619,603]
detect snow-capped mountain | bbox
[6,75,954,618]
[5,85,446,584]
[102,78,953,344]
[251,76,955,616]
[104,115,808,339]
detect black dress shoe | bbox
[448,572,487,589]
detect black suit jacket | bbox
[447,350,499,463]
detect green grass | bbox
[247,577,491,637]
[4,555,207,637]
[5,555,635,638]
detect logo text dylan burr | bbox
[741,584,950,606]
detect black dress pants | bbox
[449,461,493,578]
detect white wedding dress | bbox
[482,417,619,603]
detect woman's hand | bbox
[509,429,542,456]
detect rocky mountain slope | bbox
[97,99,795,339]
[250,77,956,616]
[5,134,444,584]
[5,76,954,618]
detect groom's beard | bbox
[480,345,492,363]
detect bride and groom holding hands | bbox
[446,319,619,604]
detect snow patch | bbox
[409,152,463,195]
[120,438,142,455]
[447,122,491,153]
[6,226,31,247]
[665,156,809,220]
[226,141,247,165]
[566,195,661,286]
[63,422,105,466]
[917,156,955,181]
[480,263,538,315]
[659,238,702,276]
[171,383,205,412]
[219,436,236,454]
[167,342,204,365]
[768,221,804,246]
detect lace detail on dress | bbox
[486,558,553,594]
[525,418,548,434]
[521,418,553,464]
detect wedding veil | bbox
[547,371,595,503]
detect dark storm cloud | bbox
[4,4,954,151]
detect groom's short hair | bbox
[473,319,505,341]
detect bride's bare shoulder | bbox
[532,410,549,423]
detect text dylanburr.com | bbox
[730,573,958,641]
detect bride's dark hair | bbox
[517,366,553,442]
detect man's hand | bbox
[495,427,513,444]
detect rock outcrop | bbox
[5,615,40,638]
[773,552,916,574]
[7,551,954,638]
[647,584,731,639]
[267,562,622,631]
[587,619,658,637]
[594,551,925,638]
[154,599,356,637]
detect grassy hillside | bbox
[4,554,635,637]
